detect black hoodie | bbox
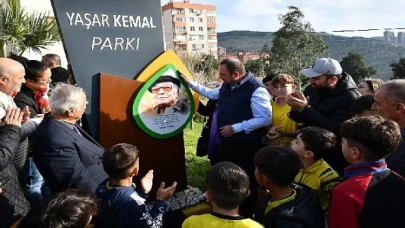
[254,184,325,228]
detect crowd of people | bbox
[0,53,404,228]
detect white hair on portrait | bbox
[49,84,85,115]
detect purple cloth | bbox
[207,83,222,160]
[208,104,220,160]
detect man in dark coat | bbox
[33,84,107,193]
[286,58,360,174]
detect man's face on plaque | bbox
[151,82,179,107]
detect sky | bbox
[161,0,405,38]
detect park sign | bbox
[51,0,165,138]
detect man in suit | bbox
[33,84,107,193]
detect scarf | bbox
[34,88,51,113]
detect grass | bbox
[183,121,210,190]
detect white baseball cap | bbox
[300,58,342,78]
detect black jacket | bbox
[0,125,30,228]
[14,85,40,118]
[254,184,325,228]
[33,114,108,193]
[289,72,360,134]
[386,133,405,178]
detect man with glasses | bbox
[148,75,184,115]
[286,58,360,174]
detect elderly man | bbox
[181,58,272,218]
[41,54,61,69]
[33,84,107,193]
[148,75,183,115]
[373,79,405,177]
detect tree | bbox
[340,52,377,83]
[180,54,219,86]
[269,6,328,88]
[390,57,405,79]
[0,0,60,57]
[245,58,266,77]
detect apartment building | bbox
[162,0,217,58]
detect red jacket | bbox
[328,160,405,228]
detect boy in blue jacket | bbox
[94,143,177,228]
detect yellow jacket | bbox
[182,213,263,228]
[294,159,341,213]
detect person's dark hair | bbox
[42,54,61,67]
[350,95,375,115]
[8,52,29,67]
[299,127,336,160]
[67,63,77,85]
[362,78,383,93]
[340,116,402,161]
[262,74,275,84]
[51,67,70,84]
[102,143,139,179]
[17,189,98,228]
[206,162,250,210]
[254,146,300,187]
[219,58,246,76]
[25,60,49,81]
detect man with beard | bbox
[286,58,360,174]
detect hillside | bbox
[217,31,405,80]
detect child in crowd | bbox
[266,74,298,147]
[350,95,377,117]
[16,189,98,228]
[94,143,177,228]
[291,127,341,213]
[253,146,325,228]
[328,116,405,228]
[182,162,263,228]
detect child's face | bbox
[272,83,295,99]
[254,166,265,188]
[291,134,312,159]
[341,138,360,164]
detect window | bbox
[174,26,186,33]
[200,44,205,48]
[199,27,203,31]
[189,17,194,22]
[198,18,203,23]
[192,44,197,48]
[208,35,217,41]
[174,17,184,22]
[207,18,216,23]
[207,27,216,33]
[199,35,204,40]
[189,9,194,13]
[208,45,216,49]
[190,26,195,31]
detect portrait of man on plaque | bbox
[134,65,194,138]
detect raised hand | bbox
[140,170,154,194]
[178,70,191,84]
[2,106,24,127]
[156,181,177,201]
[267,126,285,139]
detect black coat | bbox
[14,85,41,118]
[254,184,325,228]
[33,114,108,193]
[0,125,30,228]
[289,72,360,134]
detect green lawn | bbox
[183,121,210,190]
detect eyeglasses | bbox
[36,78,52,83]
[151,85,173,94]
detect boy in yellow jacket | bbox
[291,127,341,213]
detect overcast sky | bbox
[161,0,405,37]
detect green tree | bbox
[340,52,377,83]
[245,58,266,77]
[0,0,60,57]
[181,54,219,85]
[270,6,328,88]
[390,57,405,79]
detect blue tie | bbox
[72,125,82,136]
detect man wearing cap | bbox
[180,58,272,218]
[147,75,185,115]
[286,58,360,174]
